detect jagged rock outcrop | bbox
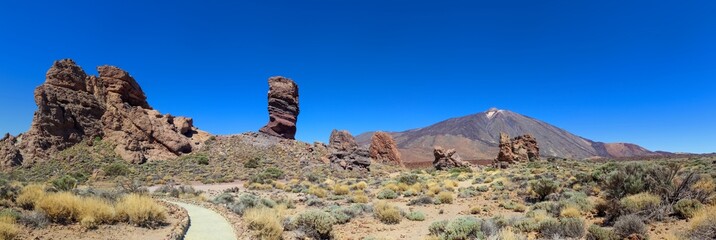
[1,134,23,168]
[14,59,209,166]
[259,76,299,139]
[495,132,539,168]
[328,130,370,171]
[433,146,471,170]
[369,132,402,166]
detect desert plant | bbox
[619,192,661,214]
[559,206,581,218]
[613,214,647,239]
[349,192,369,204]
[586,224,618,240]
[244,157,260,168]
[35,192,81,224]
[0,220,18,240]
[398,174,419,185]
[115,194,166,227]
[436,192,454,204]
[78,196,116,228]
[531,178,558,201]
[308,186,328,198]
[373,201,401,224]
[293,210,336,240]
[51,175,78,191]
[19,211,49,229]
[17,184,45,209]
[376,188,398,199]
[686,205,716,240]
[429,217,483,240]
[103,162,131,177]
[244,207,284,240]
[673,199,703,219]
[333,184,350,195]
[559,217,585,239]
[406,211,425,221]
[408,195,434,206]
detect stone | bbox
[0,134,23,168]
[369,132,402,165]
[433,146,470,170]
[494,132,540,168]
[329,129,358,151]
[13,59,211,166]
[259,76,299,139]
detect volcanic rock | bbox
[259,76,299,139]
[433,146,471,170]
[369,132,402,166]
[494,132,539,168]
[0,134,23,168]
[15,59,210,166]
[328,129,370,171]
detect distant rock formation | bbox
[369,132,402,166]
[9,59,210,166]
[0,134,23,168]
[328,129,370,171]
[259,76,299,139]
[495,132,539,168]
[433,146,470,170]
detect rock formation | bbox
[259,76,299,139]
[328,130,370,171]
[495,132,539,168]
[12,59,209,166]
[433,146,471,170]
[0,134,23,168]
[369,132,402,166]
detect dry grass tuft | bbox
[243,207,284,240]
[374,201,401,224]
[36,192,81,224]
[333,184,350,195]
[116,194,166,228]
[16,184,45,209]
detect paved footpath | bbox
[166,201,237,240]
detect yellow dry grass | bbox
[243,207,284,240]
[115,194,166,227]
[16,184,45,209]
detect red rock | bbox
[369,132,402,166]
[433,146,471,170]
[259,76,299,139]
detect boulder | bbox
[494,132,540,168]
[14,59,210,166]
[0,134,23,168]
[329,129,358,151]
[369,132,402,166]
[328,129,370,171]
[433,146,470,170]
[259,76,299,139]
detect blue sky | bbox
[0,1,714,153]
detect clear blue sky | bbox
[0,1,714,153]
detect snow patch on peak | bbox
[486,107,502,119]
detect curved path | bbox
[166,201,237,240]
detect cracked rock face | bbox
[328,129,370,171]
[259,76,299,139]
[12,59,210,166]
[369,132,402,166]
[495,132,539,168]
[433,146,471,170]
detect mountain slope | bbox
[356,108,658,162]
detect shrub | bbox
[686,205,716,240]
[0,221,18,240]
[79,197,116,227]
[619,192,661,214]
[373,201,401,224]
[586,224,618,240]
[103,162,130,177]
[406,211,425,221]
[429,217,483,240]
[559,217,585,238]
[613,215,647,239]
[244,157,260,168]
[293,210,336,240]
[398,174,419,185]
[353,181,368,190]
[308,186,328,198]
[458,187,478,198]
[19,211,48,229]
[51,175,78,191]
[560,206,581,218]
[349,192,369,204]
[36,192,81,224]
[376,189,398,199]
[531,178,558,201]
[436,192,454,204]
[17,184,45,209]
[116,194,167,227]
[251,167,285,184]
[673,199,703,219]
[194,154,209,165]
[408,196,434,206]
[244,207,283,240]
[538,218,561,238]
[333,184,350,195]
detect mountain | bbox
[356,108,659,162]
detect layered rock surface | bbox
[259,76,299,139]
[9,59,209,166]
[433,146,470,170]
[328,130,370,171]
[369,132,402,166]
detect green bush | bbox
[376,189,398,199]
[294,210,337,240]
[103,162,130,177]
[406,211,425,221]
[195,154,209,165]
[244,157,260,168]
[397,174,419,185]
[531,178,558,201]
[51,175,78,191]
[673,199,703,219]
[429,217,483,240]
[586,224,618,240]
[538,217,584,239]
[613,215,647,239]
[250,167,284,184]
